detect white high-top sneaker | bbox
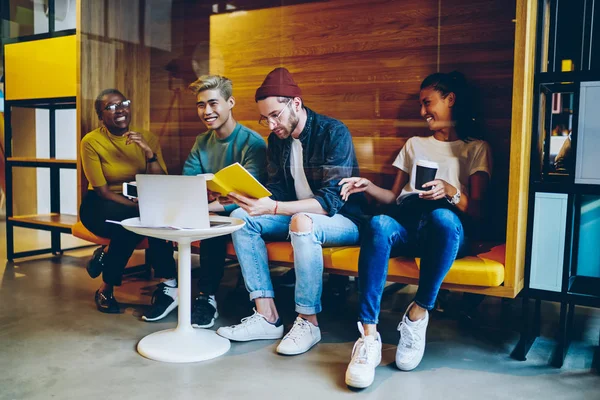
[216,308,283,341]
[395,302,429,371]
[276,317,321,355]
[345,322,382,388]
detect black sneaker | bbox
[142,282,178,322]
[87,246,106,278]
[191,294,218,328]
[95,290,120,314]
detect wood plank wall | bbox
[211,0,516,239]
[149,0,516,240]
[148,1,212,173]
[79,0,151,200]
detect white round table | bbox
[120,215,245,363]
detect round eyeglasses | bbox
[104,99,131,112]
[258,99,292,127]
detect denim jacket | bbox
[266,107,366,226]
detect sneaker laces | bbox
[151,282,176,305]
[398,320,421,350]
[351,322,379,365]
[283,318,310,343]
[229,308,267,330]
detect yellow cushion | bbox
[225,240,505,288]
[226,241,341,267]
[329,245,505,287]
[414,256,504,287]
[330,247,419,278]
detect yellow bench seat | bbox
[72,220,149,249]
[225,241,506,288]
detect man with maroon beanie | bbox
[217,67,365,356]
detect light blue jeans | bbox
[230,208,360,314]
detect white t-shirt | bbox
[393,135,492,203]
[290,138,314,200]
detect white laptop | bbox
[136,174,212,229]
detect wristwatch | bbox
[147,153,158,163]
[447,189,461,205]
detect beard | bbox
[279,107,300,138]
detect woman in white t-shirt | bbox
[340,72,492,388]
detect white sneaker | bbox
[395,302,429,371]
[216,308,283,341]
[276,317,321,355]
[345,322,382,388]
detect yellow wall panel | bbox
[5,35,77,100]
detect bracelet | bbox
[273,201,279,215]
[147,153,158,163]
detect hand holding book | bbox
[228,192,277,216]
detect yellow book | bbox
[201,162,271,199]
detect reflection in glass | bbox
[5,0,76,38]
[539,0,551,72]
[538,83,575,178]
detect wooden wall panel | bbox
[204,0,515,239]
[148,0,211,174]
[438,0,516,240]
[79,0,151,201]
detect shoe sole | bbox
[345,374,374,389]
[276,336,321,356]
[96,305,120,314]
[216,330,284,341]
[192,311,219,329]
[142,298,179,322]
[345,358,380,389]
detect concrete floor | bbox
[1,222,600,400]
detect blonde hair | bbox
[188,75,233,100]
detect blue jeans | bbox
[358,207,467,324]
[230,208,360,315]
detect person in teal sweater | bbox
[183,75,267,328]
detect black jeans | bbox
[196,234,229,295]
[79,191,177,286]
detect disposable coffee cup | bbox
[415,160,439,190]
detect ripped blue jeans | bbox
[230,208,360,315]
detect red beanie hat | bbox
[255,67,302,102]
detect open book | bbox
[200,162,271,199]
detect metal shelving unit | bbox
[2,0,79,260]
[511,0,600,370]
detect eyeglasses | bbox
[104,99,131,112]
[258,99,292,127]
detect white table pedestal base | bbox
[137,327,231,363]
[120,216,245,364]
